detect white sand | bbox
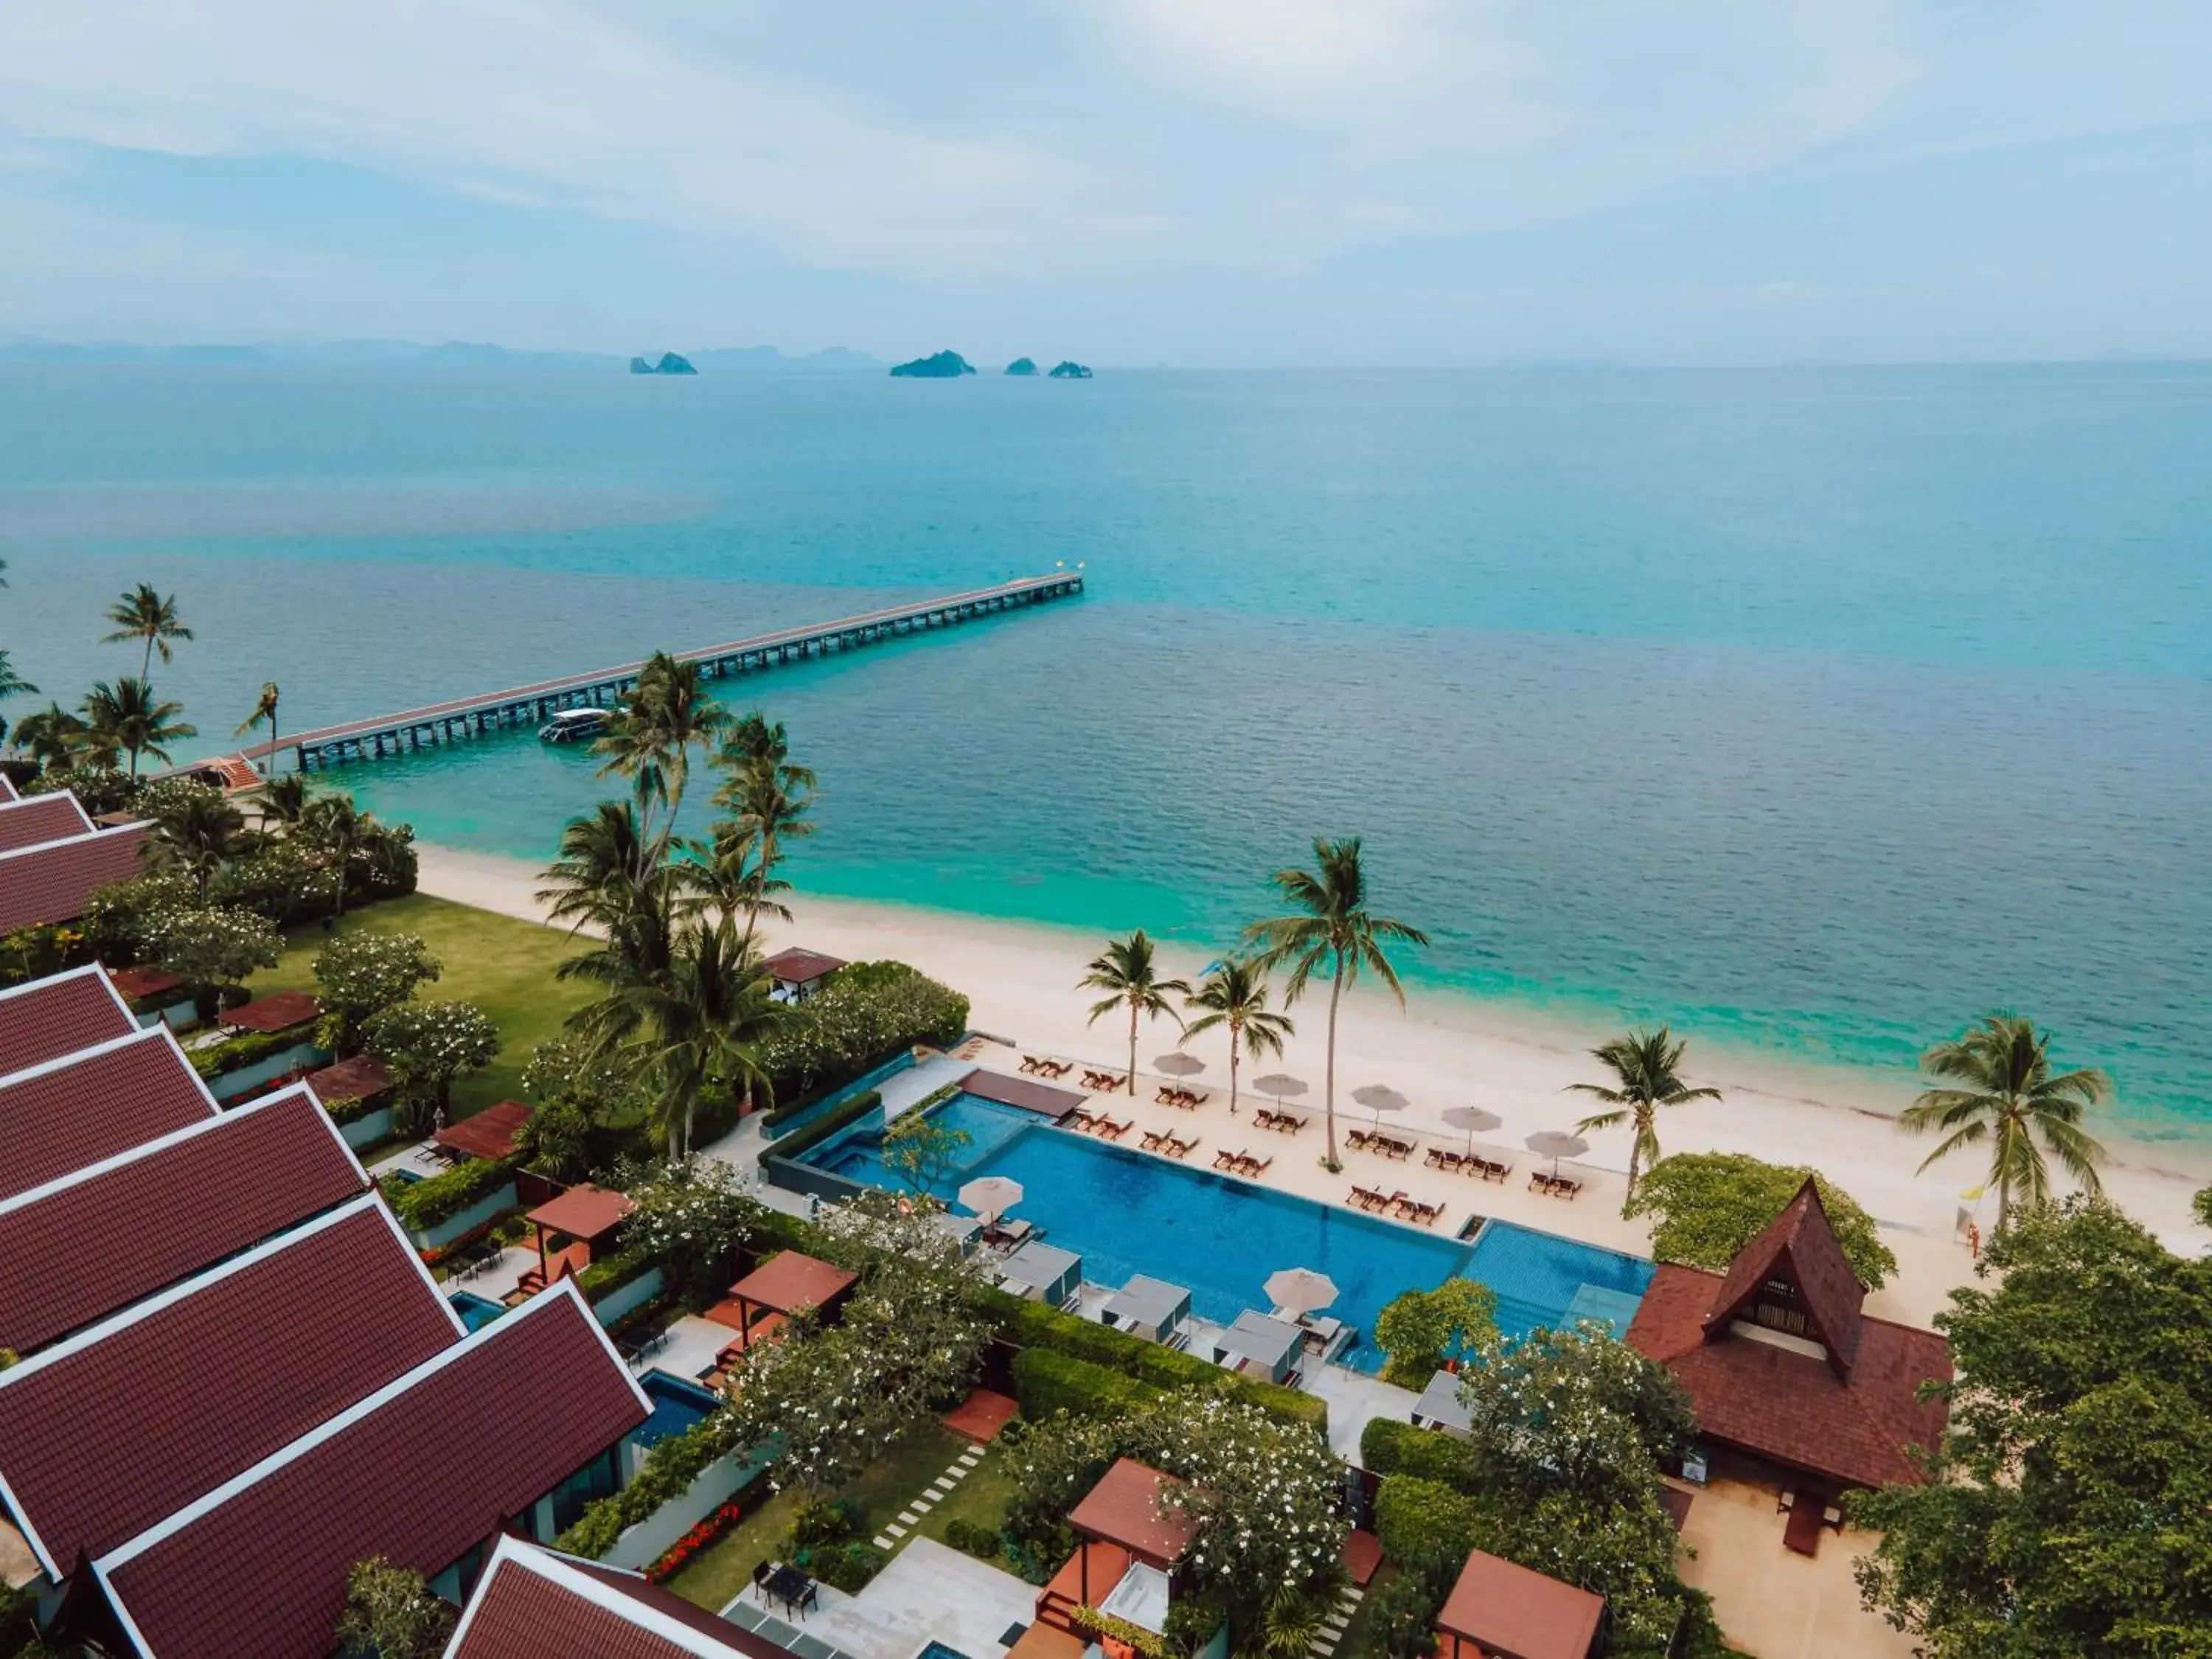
[414,843,2212,1326]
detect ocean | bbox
[2,362,2208,1135]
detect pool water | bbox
[448,1291,504,1332]
[801,1093,1649,1369]
[633,1370,723,1448]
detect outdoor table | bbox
[765,1562,815,1617]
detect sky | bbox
[1,1,2209,366]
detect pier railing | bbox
[235,572,1083,773]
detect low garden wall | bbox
[403,1182,517,1252]
[602,1444,771,1571]
[335,1105,394,1148]
[588,1265,665,1329]
[208,1040,330,1102]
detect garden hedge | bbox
[757,1090,881,1171]
[389,1155,518,1230]
[1013,1347,1159,1420]
[556,1410,762,1560]
[188,1026,313,1082]
[1359,1416,1477,1485]
[574,1245,658,1302]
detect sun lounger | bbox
[1211,1147,1237,1169]
[1166,1135,1197,1158]
[1020,1056,1043,1074]
[1236,1153,1271,1177]
[1348,1185,1385,1211]
[1067,1110,1096,1131]
[1099,1116,1133,1140]
[1184,1091,1209,1107]
[1144,1130,1171,1152]
[1384,1136,1414,1160]
[1346,1130,1371,1151]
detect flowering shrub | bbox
[364,999,499,1127]
[313,931,440,1054]
[755,962,968,1100]
[611,1156,762,1297]
[646,1500,744,1582]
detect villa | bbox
[1012,1458,1222,1659]
[0,785,150,938]
[0,963,141,1074]
[0,1021,218,1201]
[1433,1547,1607,1659]
[762,947,846,1005]
[443,1535,779,1659]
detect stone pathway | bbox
[1309,1579,1366,1657]
[873,1441,986,1551]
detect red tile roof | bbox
[0,1198,459,1576]
[305,1052,396,1107]
[1436,1548,1605,1659]
[726,1250,857,1317]
[435,1099,534,1162]
[0,772,15,801]
[0,966,138,1075]
[0,1085,370,1355]
[1068,1458,1194,1565]
[1703,1179,1865,1374]
[448,1539,785,1659]
[761,947,845,986]
[527,1184,636,1242]
[0,793,94,852]
[0,823,153,933]
[220,990,322,1034]
[107,965,186,1004]
[0,1028,216,1203]
[1627,1263,1950,1490]
[97,1283,648,1659]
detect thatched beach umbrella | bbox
[1265,1267,1340,1318]
[1154,1052,1206,1077]
[1441,1105,1503,1156]
[1351,1083,1411,1130]
[1525,1130,1589,1180]
[958,1175,1024,1225]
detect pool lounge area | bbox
[792,1091,1651,1371]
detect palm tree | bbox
[297,792,375,919]
[1245,837,1428,1165]
[594,652,728,839]
[0,649,35,752]
[719,711,818,790]
[101,585,194,679]
[1568,1026,1722,1213]
[711,753,813,952]
[700,823,793,940]
[151,788,248,896]
[1183,956,1295,1114]
[1079,931,1189,1095]
[10,702,94,772]
[1902,1014,2110,1235]
[257,773,310,830]
[82,677,195,779]
[235,681,281,776]
[537,799,666,938]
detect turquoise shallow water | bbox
[2,363,2208,1133]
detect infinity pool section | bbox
[798,1092,1649,1368]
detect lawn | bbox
[246,891,591,1120]
[909,1441,1017,1556]
[668,1424,970,1613]
[1332,1564,1404,1659]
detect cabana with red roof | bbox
[1433,1548,1606,1659]
[704,1250,857,1357]
[761,947,846,1005]
[519,1185,637,1296]
[1016,1458,1207,1659]
[220,989,322,1035]
[1625,1179,1951,1520]
[445,1535,783,1659]
[434,1099,535,1164]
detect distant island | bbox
[1004,357,1038,376]
[630,352,697,375]
[889,350,977,379]
[1049,361,1094,379]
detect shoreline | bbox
[411,842,2212,1310]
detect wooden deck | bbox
[227,572,1083,772]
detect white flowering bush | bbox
[150,902,283,1004]
[755,962,969,1099]
[313,931,440,1054]
[364,999,498,1127]
[614,1157,763,1296]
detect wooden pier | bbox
[239,572,1084,773]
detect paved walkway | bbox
[874,1439,986,1551]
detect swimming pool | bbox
[448,1290,504,1332]
[799,1093,1649,1369]
[632,1370,723,1448]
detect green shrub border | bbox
[757,1090,882,1171]
[321,1092,386,1127]
[189,1026,318,1081]
[389,1155,520,1231]
[1359,1415,1477,1483]
[1012,1347,1158,1419]
[575,1245,659,1302]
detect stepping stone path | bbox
[873,1444,986,1551]
[1307,1582,1365,1658]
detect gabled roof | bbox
[0,772,16,801]
[527,1183,636,1242]
[1437,1548,1605,1659]
[0,1084,370,1355]
[305,1051,396,1106]
[1702,1179,1865,1374]
[0,965,138,1075]
[726,1250,857,1316]
[0,821,153,933]
[219,989,321,1034]
[108,966,185,1004]
[1627,1263,1951,1490]
[94,1281,650,1659]
[760,947,845,986]
[0,1026,217,1202]
[445,1537,785,1659]
[0,793,94,852]
[0,1197,460,1578]
[1068,1458,1194,1565]
[434,1099,534,1162]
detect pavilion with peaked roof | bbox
[705,1250,857,1356]
[761,947,846,1004]
[434,1099,534,1163]
[1435,1547,1606,1659]
[518,1184,636,1296]
[443,1535,784,1659]
[1011,1458,1216,1659]
[1625,1178,1951,1492]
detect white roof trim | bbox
[0,819,151,863]
[0,1020,215,1116]
[445,1536,758,1659]
[95,1278,639,1574]
[0,961,135,1022]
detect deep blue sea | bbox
[3,363,2208,1135]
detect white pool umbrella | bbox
[1155,1052,1206,1077]
[1440,1105,1503,1155]
[1265,1267,1340,1317]
[1525,1130,1589,1180]
[958,1176,1024,1225]
[1252,1074,1308,1102]
[1351,1084,1411,1130]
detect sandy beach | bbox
[414,843,2212,1327]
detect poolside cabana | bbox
[1027,1458,1198,1650]
[706,1249,858,1352]
[521,1184,635,1293]
[1435,1547,1606,1659]
[1211,1310,1304,1385]
[304,1053,394,1110]
[762,946,846,1005]
[218,989,321,1034]
[1411,1368,1473,1436]
[1099,1275,1192,1347]
[996,1239,1082,1309]
[433,1098,535,1163]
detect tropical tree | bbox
[709,726,815,950]
[537,799,664,936]
[150,905,283,1018]
[881,1111,973,1196]
[313,931,441,1055]
[0,650,35,750]
[699,823,792,941]
[719,711,816,789]
[1374,1279,1499,1388]
[296,792,387,920]
[1624,1152,1897,1287]
[256,773,310,830]
[1245,836,1428,1165]
[593,651,728,838]
[364,1001,499,1129]
[147,783,248,896]
[234,681,281,776]
[1183,955,1293,1114]
[82,677,195,778]
[1568,1026,1721,1213]
[100,585,194,678]
[8,702,91,771]
[335,1559,453,1659]
[1079,931,1189,1094]
[1900,1013,2109,1235]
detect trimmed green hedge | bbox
[322,1092,386,1127]
[574,1245,658,1302]
[1013,1347,1158,1419]
[389,1156,518,1230]
[758,1090,881,1171]
[189,1026,313,1081]
[1360,1416,1477,1484]
[555,1410,765,1560]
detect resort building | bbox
[0,786,152,936]
[1625,1180,1951,1498]
[442,1534,779,1659]
[1013,1458,1225,1659]
[0,962,140,1074]
[0,1022,218,1201]
[1433,1547,1607,1659]
[762,946,846,1005]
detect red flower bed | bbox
[647,1500,745,1582]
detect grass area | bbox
[247,891,591,1119]
[910,1440,1017,1554]
[1332,1564,1403,1659]
[669,1424,970,1613]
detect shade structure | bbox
[1251,1074,1308,1101]
[959,1175,1024,1224]
[1525,1130,1590,1178]
[1154,1052,1206,1077]
[1265,1267,1340,1317]
[1351,1084,1411,1128]
[1440,1105,1503,1154]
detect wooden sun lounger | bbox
[1098,1116,1133,1140]
[1348,1185,1386,1211]
[1235,1153,1271,1177]
[1166,1135,1197,1158]
[1144,1130,1171,1152]
[1212,1147,1238,1169]
[1346,1130,1371,1151]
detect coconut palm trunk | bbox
[1323,959,1346,1164]
[1126,1001,1140,1093]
